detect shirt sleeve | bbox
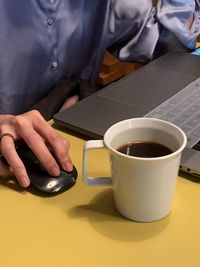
[107,0,200,63]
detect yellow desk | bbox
[0,127,200,267]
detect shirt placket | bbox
[46,1,59,75]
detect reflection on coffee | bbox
[117,141,172,158]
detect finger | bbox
[47,134,73,172]
[13,110,73,172]
[30,111,73,171]
[0,136,30,187]
[52,137,73,172]
[20,130,61,177]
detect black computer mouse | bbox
[16,142,78,195]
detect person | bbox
[0,0,199,188]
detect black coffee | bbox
[117,141,172,158]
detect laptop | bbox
[53,51,200,176]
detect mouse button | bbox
[66,165,78,180]
[18,149,49,175]
[17,148,38,166]
[59,171,76,184]
[36,163,50,175]
[28,171,48,186]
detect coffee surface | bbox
[117,141,172,158]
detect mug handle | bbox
[83,140,112,185]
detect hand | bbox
[0,110,73,187]
[59,95,79,111]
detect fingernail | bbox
[63,161,73,172]
[51,166,60,177]
[20,176,30,188]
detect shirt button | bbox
[52,61,58,69]
[47,18,54,25]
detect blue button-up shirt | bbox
[0,0,200,115]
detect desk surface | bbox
[1,126,200,267]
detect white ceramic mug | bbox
[83,118,187,222]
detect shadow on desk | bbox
[0,176,24,193]
[68,188,170,242]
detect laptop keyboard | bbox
[145,77,200,149]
